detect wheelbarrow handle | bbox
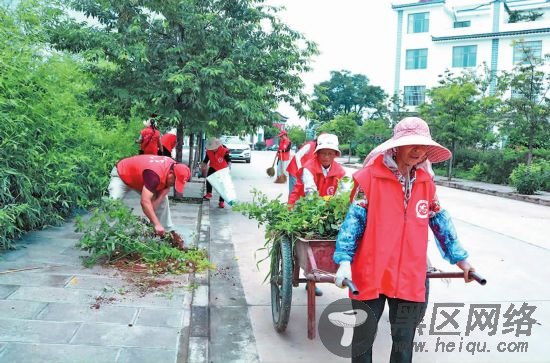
[427,271,487,286]
[342,278,360,295]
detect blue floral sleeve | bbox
[333,203,367,264]
[429,209,469,264]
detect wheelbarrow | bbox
[270,236,486,340]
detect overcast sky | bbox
[265,0,397,125]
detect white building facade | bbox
[392,0,550,110]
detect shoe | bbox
[169,231,186,250]
[305,284,323,297]
[218,201,225,208]
[203,193,212,200]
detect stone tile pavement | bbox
[0,179,206,363]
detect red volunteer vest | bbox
[288,158,346,206]
[286,141,316,177]
[116,155,175,192]
[161,133,177,153]
[140,127,161,155]
[206,146,229,171]
[351,156,436,302]
[278,136,291,161]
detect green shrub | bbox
[509,164,543,195]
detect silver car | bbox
[221,136,251,163]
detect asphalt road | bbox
[209,150,550,363]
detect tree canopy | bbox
[46,0,318,137]
[308,70,387,125]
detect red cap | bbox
[173,164,191,193]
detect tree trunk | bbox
[348,144,351,163]
[447,142,455,181]
[174,120,185,199]
[188,132,195,168]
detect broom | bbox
[266,153,277,177]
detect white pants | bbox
[107,167,174,231]
[277,160,289,177]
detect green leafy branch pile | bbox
[75,200,210,274]
[233,188,351,244]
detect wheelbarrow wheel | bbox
[271,235,293,332]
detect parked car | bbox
[221,136,251,163]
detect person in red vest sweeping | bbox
[333,117,476,363]
[202,137,231,208]
[160,128,177,158]
[274,130,292,184]
[108,155,190,250]
[136,115,163,155]
[288,133,346,297]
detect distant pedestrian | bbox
[161,128,177,158]
[333,117,476,363]
[275,130,291,184]
[202,137,231,208]
[137,114,163,155]
[108,155,190,249]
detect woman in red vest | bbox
[288,133,345,207]
[333,117,476,363]
[288,133,346,297]
[202,137,231,208]
[160,128,177,158]
[286,138,317,197]
[275,130,292,183]
[136,116,163,155]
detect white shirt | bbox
[302,164,331,195]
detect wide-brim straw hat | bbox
[314,133,341,157]
[363,117,451,166]
[206,137,222,151]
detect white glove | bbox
[335,261,352,288]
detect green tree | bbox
[309,70,387,125]
[355,118,392,159]
[46,0,318,164]
[286,125,306,148]
[419,70,494,179]
[501,41,550,165]
[318,114,358,162]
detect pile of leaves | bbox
[233,188,351,246]
[75,200,211,274]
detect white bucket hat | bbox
[363,117,451,166]
[206,137,222,151]
[314,133,341,156]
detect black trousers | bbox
[206,167,224,202]
[351,280,429,363]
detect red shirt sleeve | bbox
[142,169,160,192]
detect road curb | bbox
[183,197,210,363]
[434,179,550,207]
[343,163,550,207]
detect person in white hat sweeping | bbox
[333,117,476,363]
[202,137,231,208]
[288,133,346,297]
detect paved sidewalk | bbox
[0,180,205,363]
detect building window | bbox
[404,86,426,106]
[408,12,429,33]
[406,49,428,69]
[453,20,471,28]
[513,40,542,64]
[452,45,477,67]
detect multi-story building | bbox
[392,0,550,110]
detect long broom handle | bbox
[272,153,278,168]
